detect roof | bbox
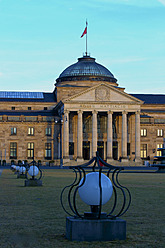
[56,55,117,84]
[141,109,165,113]
[131,94,165,104]
[0,92,56,102]
[0,91,43,99]
[59,56,115,78]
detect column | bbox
[57,134,60,159]
[92,110,98,157]
[135,111,141,162]
[90,141,92,159]
[77,110,84,162]
[107,111,113,163]
[104,141,106,160]
[63,110,70,163]
[121,111,128,162]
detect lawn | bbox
[0,169,164,248]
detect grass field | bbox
[0,169,164,248]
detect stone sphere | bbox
[19,166,26,174]
[78,172,113,206]
[15,166,20,171]
[28,166,39,177]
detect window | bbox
[98,115,107,133]
[140,144,147,158]
[10,142,17,159]
[45,143,52,159]
[28,127,34,135]
[11,107,15,110]
[141,129,147,137]
[11,127,17,135]
[28,142,34,159]
[157,144,163,156]
[83,114,92,133]
[28,107,31,110]
[45,127,51,136]
[157,129,163,137]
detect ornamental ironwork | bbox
[61,152,131,219]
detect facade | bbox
[0,55,165,166]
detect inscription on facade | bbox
[79,104,130,109]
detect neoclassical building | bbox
[0,55,165,166]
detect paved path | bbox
[0,169,3,176]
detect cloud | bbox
[0,72,3,77]
[158,0,165,6]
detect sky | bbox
[0,0,165,94]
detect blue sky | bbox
[0,0,165,94]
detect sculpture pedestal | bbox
[66,216,126,241]
[25,179,42,187]
[17,174,27,179]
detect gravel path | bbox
[0,169,3,176]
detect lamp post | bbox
[61,152,131,241]
[55,117,63,167]
[59,118,63,167]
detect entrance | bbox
[83,141,90,160]
[69,142,74,159]
[113,141,118,160]
[97,141,104,159]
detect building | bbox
[0,54,165,166]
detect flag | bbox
[80,20,88,38]
[80,26,87,38]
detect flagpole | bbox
[80,20,88,56]
[86,20,88,56]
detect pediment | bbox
[64,83,143,104]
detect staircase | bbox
[62,159,143,167]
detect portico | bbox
[58,83,143,164]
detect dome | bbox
[56,56,117,84]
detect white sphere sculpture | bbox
[78,172,113,206]
[28,166,39,177]
[11,165,16,170]
[15,166,20,171]
[19,166,26,174]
